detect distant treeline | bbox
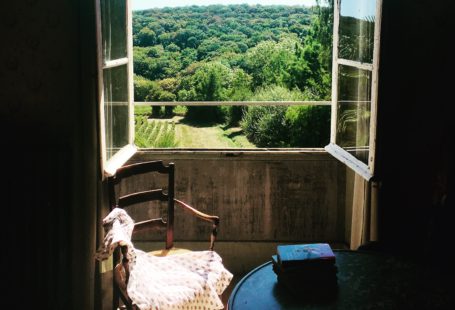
[133,3,333,147]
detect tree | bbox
[228,69,252,101]
[132,4,331,137]
[187,37,199,49]
[243,37,298,88]
[180,62,233,122]
[180,48,198,68]
[135,27,156,47]
[287,40,331,100]
[197,38,222,60]
[237,42,249,53]
[134,75,155,102]
[165,43,181,52]
[225,69,252,125]
[181,62,232,102]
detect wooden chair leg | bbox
[114,263,133,309]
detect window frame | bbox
[96,1,384,178]
[96,0,136,177]
[325,0,383,181]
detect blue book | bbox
[277,243,335,268]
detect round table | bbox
[228,250,454,310]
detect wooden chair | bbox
[107,160,220,310]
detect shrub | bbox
[240,85,305,147]
[224,106,246,127]
[285,105,331,147]
[241,106,289,147]
[186,106,226,123]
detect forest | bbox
[133,3,333,148]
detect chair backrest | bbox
[107,160,176,249]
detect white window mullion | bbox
[368,0,383,174]
[330,0,341,144]
[337,58,373,71]
[127,0,135,146]
[103,57,129,69]
[96,0,107,174]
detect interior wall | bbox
[2,1,100,309]
[375,0,455,260]
[344,167,354,244]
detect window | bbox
[96,0,136,175]
[96,0,382,180]
[325,0,382,181]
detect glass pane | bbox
[104,65,130,160]
[339,0,376,63]
[336,65,371,164]
[101,0,127,61]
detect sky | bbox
[341,0,376,19]
[133,0,318,10]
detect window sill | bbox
[136,147,325,154]
[104,144,137,177]
[128,148,336,163]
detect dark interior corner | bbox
[2,0,455,309]
[375,0,455,264]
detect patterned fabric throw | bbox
[96,208,233,310]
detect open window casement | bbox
[96,0,136,177]
[325,0,382,181]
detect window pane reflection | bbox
[104,65,129,160]
[339,0,376,63]
[336,65,371,164]
[101,0,127,61]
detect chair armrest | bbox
[174,199,220,251]
[174,199,219,224]
[133,218,167,234]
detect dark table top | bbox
[228,250,455,310]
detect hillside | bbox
[133,5,331,101]
[132,4,333,148]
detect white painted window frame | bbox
[96,0,136,178]
[97,1,387,178]
[325,0,383,181]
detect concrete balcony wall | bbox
[123,150,348,274]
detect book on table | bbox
[276,243,336,269]
[272,243,338,295]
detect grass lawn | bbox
[171,116,256,148]
[135,106,256,148]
